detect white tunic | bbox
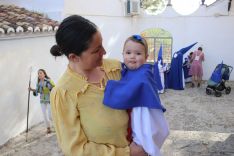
[131,107,169,156]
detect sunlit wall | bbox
[64,0,234,80]
[0,35,67,145]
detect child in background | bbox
[103,35,169,156]
[183,52,193,83]
[188,52,193,64]
[29,69,55,134]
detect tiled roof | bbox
[0,5,59,35]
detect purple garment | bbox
[189,50,204,78]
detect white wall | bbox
[136,0,234,80]
[64,0,234,80]
[64,0,125,16]
[0,35,67,145]
[0,0,64,21]
[64,0,131,62]
[85,16,132,62]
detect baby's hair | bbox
[124,35,148,55]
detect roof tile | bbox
[0,4,59,35]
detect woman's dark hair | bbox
[37,69,50,84]
[198,47,203,51]
[50,15,98,57]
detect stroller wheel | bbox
[206,88,212,95]
[215,91,222,97]
[225,87,231,94]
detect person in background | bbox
[188,52,193,64]
[183,52,193,83]
[158,61,166,93]
[29,69,55,134]
[103,35,169,156]
[190,47,205,87]
[50,15,147,156]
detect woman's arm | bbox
[28,87,36,92]
[201,52,205,61]
[29,84,38,96]
[50,88,129,156]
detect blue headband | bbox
[132,35,142,41]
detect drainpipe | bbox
[167,0,172,6]
[201,0,205,5]
[228,0,232,11]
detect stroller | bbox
[206,63,233,97]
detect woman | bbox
[50,15,147,156]
[29,69,55,134]
[190,47,205,87]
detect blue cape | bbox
[166,52,184,90]
[166,42,197,90]
[154,63,163,91]
[157,44,163,66]
[103,64,166,112]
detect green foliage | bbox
[141,0,167,14]
[141,28,171,37]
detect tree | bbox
[140,0,167,14]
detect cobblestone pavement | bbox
[0,82,234,156]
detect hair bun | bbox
[50,45,63,56]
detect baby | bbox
[103,35,169,156]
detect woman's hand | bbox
[130,142,148,156]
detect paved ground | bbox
[0,82,234,156]
[0,125,62,156]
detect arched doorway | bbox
[141,28,172,63]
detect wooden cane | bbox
[26,66,32,142]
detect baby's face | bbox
[123,40,147,70]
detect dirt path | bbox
[161,82,234,156]
[1,82,234,156]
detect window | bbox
[141,28,172,63]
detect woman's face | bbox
[38,70,45,80]
[78,31,106,70]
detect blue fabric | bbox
[154,63,163,91]
[166,42,197,90]
[157,44,163,66]
[210,62,223,83]
[103,64,166,112]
